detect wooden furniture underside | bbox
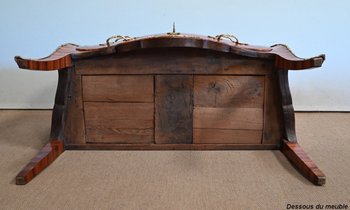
[15,33,325,186]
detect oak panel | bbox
[193,129,262,144]
[84,102,154,143]
[194,76,264,108]
[155,75,193,144]
[193,107,263,130]
[82,75,153,102]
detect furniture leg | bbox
[15,140,64,185]
[281,140,326,186]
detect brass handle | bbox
[106,35,131,46]
[215,34,239,44]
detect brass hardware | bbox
[167,22,180,35]
[215,34,239,44]
[106,35,131,46]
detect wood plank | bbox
[84,102,154,143]
[262,73,284,144]
[75,48,274,75]
[281,140,326,186]
[16,140,64,185]
[155,75,193,144]
[65,143,279,150]
[193,129,262,144]
[278,70,297,142]
[82,75,154,102]
[193,107,263,130]
[50,69,69,140]
[194,76,264,108]
[63,68,86,144]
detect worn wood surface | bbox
[75,49,273,75]
[155,75,193,144]
[84,102,154,143]
[65,143,279,150]
[193,107,263,130]
[193,75,264,144]
[262,73,284,145]
[278,71,297,142]
[82,75,154,102]
[63,68,86,144]
[50,69,69,140]
[193,129,262,144]
[14,33,326,186]
[15,34,325,71]
[15,140,64,185]
[194,76,264,108]
[281,140,326,186]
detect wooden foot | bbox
[281,140,326,186]
[15,140,64,185]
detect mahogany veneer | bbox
[15,32,325,185]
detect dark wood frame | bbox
[14,33,326,185]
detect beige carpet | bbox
[0,110,349,210]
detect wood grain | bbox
[155,75,193,144]
[75,49,274,75]
[63,68,86,144]
[66,143,279,150]
[281,140,326,186]
[262,73,284,145]
[82,75,154,102]
[16,140,64,185]
[50,68,69,140]
[194,76,264,108]
[278,71,297,142]
[193,107,263,130]
[193,129,262,144]
[84,102,154,143]
[15,35,325,71]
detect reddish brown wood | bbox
[15,140,64,185]
[14,34,325,71]
[15,43,78,70]
[281,140,326,186]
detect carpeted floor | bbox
[0,110,349,210]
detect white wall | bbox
[1,0,349,110]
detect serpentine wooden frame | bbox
[14,33,326,186]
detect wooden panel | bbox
[75,48,274,75]
[278,70,297,142]
[15,140,64,185]
[193,129,262,144]
[281,141,326,186]
[66,143,279,150]
[84,102,154,143]
[193,107,263,130]
[82,75,154,102]
[155,75,193,144]
[64,68,86,144]
[50,69,69,140]
[262,73,284,144]
[194,76,264,108]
